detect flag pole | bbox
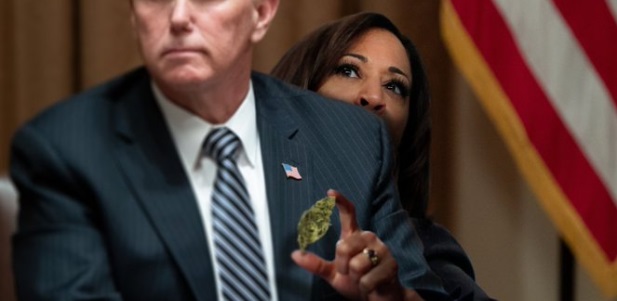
[560,238,575,301]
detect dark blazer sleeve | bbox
[365,122,452,301]
[10,124,123,301]
[414,219,494,301]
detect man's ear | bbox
[128,0,135,26]
[130,12,136,29]
[129,11,139,42]
[251,0,280,43]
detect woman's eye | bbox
[334,65,360,78]
[385,81,409,98]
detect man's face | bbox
[131,0,270,89]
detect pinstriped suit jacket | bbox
[10,68,448,300]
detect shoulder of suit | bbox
[250,71,382,123]
[251,71,310,99]
[251,72,381,125]
[21,67,149,133]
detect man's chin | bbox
[156,68,213,89]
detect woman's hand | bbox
[291,189,424,301]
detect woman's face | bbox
[317,28,411,147]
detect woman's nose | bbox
[356,84,385,114]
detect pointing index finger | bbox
[328,189,360,238]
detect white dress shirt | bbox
[153,82,278,301]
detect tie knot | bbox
[203,127,241,163]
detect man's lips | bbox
[162,47,204,57]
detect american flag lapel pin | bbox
[282,163,302,180]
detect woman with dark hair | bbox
[272,12,491,300]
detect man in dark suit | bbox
[10,0,448,300]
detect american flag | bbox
[282,163,302,180]
[442,0,617,297]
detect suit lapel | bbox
[111,70,216,301]
[110,71,328,301]
[254,74,318,301]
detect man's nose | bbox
[170,0,192,32]
[356,83,385,114]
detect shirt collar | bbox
[153,81,258,171]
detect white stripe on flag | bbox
[493,0,617,204]
[608,0,617,21]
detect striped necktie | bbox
[203,127,271,301]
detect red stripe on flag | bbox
[451,0,617,260]
[552,0,617,109]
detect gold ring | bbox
[363,248,379,267]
